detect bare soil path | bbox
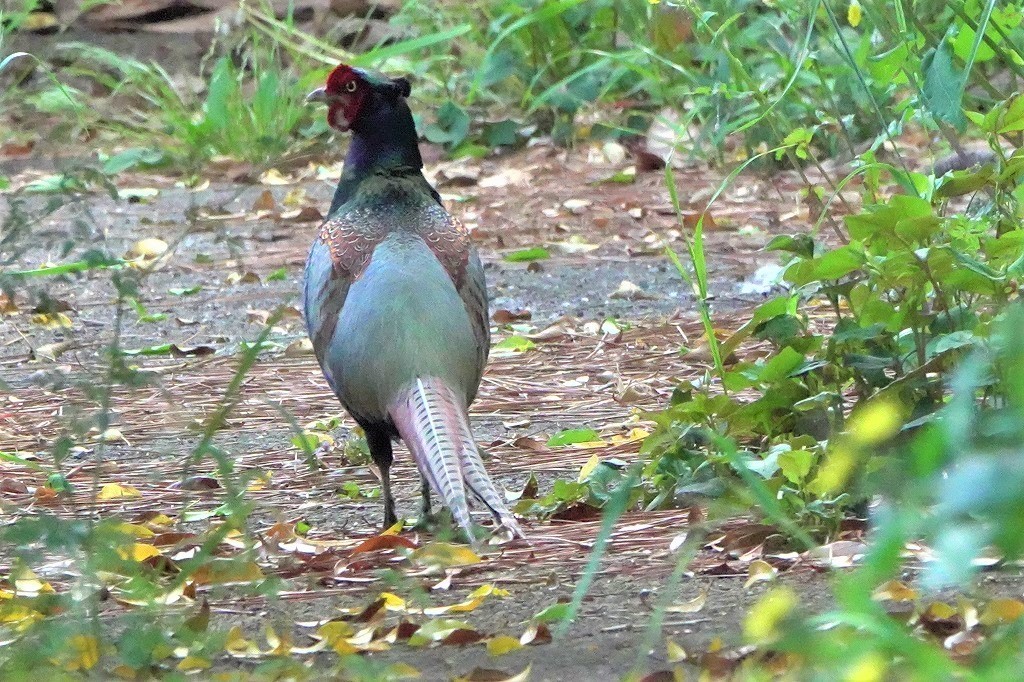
[1,136,857,680]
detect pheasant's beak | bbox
[306,87,328,104]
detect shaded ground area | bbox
[0,140,863,679]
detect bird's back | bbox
[303,175,489,426]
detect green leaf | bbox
[492,336,536,352]
[547,428,602,447]
[101,148,164,176]
[290,433,320,452]
[47,473,73,494]
[122,344,174,356]
[921,31,968,130]
[868,44,909,84]
[765,234,814,258]
[423,100,470,147]
[169,285,202,296]
[533,602,571,624]
[266,267,288,282]
[504,247,550,262]
[758,347,805,383]
[483,119,520,147]
[778,449,814,484]
[785,246,865,285]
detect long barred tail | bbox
[388,376,524,542]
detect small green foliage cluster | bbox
[644,94,1024,534]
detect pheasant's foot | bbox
[411,509,485,545]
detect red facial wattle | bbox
[324,64,367,132]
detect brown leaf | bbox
[512,437,549,453]
[0,293,18,314]
[492,309,532,324]
[525,322,574,342]
[701,562,742,576]
[395,621,420,640]
[1,140,34,157]
[169,344,215,358]
[519,622,552,646]
[281,206,324,222]
[253,190,277,212]
[920,602,965,637]
[170,476,220,491]
[354,598,387,623]
[226,271,261,285]
[151,532,200,548]
[0,479,30,495]
[459,667,531,682]
[551,503,601,522]
[350,534,418,555]
[443,629,485,646]
[638,672,676,682]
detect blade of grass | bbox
[553,467,638,638]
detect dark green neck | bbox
[328,97,434,215]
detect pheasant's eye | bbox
[344,80,358,93]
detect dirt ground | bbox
[0,126,872,679]
[0,30,952,680]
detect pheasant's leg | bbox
[365,427,396,528]
[420,476,432,518]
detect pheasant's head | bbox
[307,64,411,133]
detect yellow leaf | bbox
[118,543,161,562]
[12,568,54,596]
[224,626,259,657]
[99,483,142,500]
[283,188,307,207]
[177,655,211,671]
[871,580,917,602]
[847,400,902,447]
[980,598,1024,626]
[126,238,169,260]
[487,634,523,656]
[388,662,422,679]
[191,559,264,585]
[665,590,707,613]
[609,428,650,445]
[247,472,271,491]
[808,445,856,496]
[115,522,155,539]
[53,634,100,671]
[31,312,72,329]
[145,514,174,529]
[317,621,357,654]
[21,12,57,30]
[96,428,125,444]
[469,584,509,599]
[424,584,509,616]
[111,664,140,679]
[380,592,407,610]
[577,453,600,482]
[382,519,404,535]
[265,625,292,655]
[845,651,886,682]
[744,587,798,644]
[744,560,778,588]
[924,601,958,620]
[847,0,862,27]
[260,168,292,185]
[666,637,687,663]
[0,603,43,626]
[410,543,481,568]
